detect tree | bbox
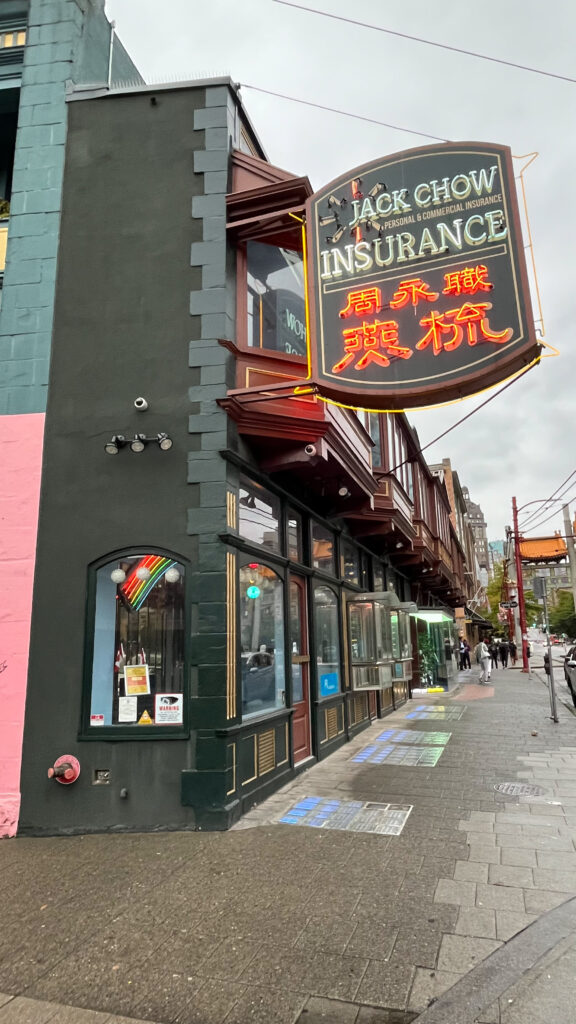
[485,563,542,635]
[549,591,576,638]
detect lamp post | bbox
[512,496,529,672]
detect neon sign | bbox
[305,142,539,409]
[331,267,513,371]
[120,555,177,611]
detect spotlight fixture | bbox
[105,432,174,454]
[338,485,351,498]
[395,541,403,549]
[130,434,147,453]
[104,435,126,455]
[157,432,173,451]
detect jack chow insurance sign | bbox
[305,142,539,410]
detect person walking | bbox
[509,639,517,666]
[499,640,509,669]
[475,639,491,684]
[462,639,471,670]
[489,640,499,670]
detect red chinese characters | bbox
[417,303,513,356]
[331,268,512,374]
[443,264,493,296]
[333,320,412,373]
[339,287,382,318]
[390,277,439,309]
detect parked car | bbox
[563,646,576,706]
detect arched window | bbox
[87,553,186,730]
[240,562,285,717]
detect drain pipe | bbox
[107,20,116,90]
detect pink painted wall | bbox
[0,413,45,837]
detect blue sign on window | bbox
[320,671,339,696]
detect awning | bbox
[465,607,493,628]
[411,609,454,624]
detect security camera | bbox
[134,397,148,411]
[304,444,317,456]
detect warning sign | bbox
[138,709,153,725]
[155,693,183,726]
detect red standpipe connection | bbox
[47,755,81,785]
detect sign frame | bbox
[305,141,540,411]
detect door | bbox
[290,577,312,763]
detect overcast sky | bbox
[105,0,575,543]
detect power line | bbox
[519,471,576,528]
[272,0,576,85]
[240,84,447,142]
[522,495,576,536]
[389,362,537,476]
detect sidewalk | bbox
[2,667,576,1024]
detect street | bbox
[2,667,576,1023]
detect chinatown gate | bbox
[18,77,540,836]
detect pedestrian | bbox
[489,640,499,669]
[509,639,517,666]
[459,638,469,671]
[499,640,509,669]
[475,639,491,684]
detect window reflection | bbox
[246,240,306,356]
[239,477,280,552]
[314,584,340,697]
[240,563,285,717]
[287,509,303,563]
[342,541,360,585]
[312,522,335,575]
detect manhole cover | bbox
[494,782,547,797]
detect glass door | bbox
[290,577,312,763]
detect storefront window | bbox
[246,240,306,356]
[342,541,360,586]
[239,477,281,553]
[287,509,303,563]
[240,563,285,717]
[314,584,341,697]
[373,562,385,592]
[312,521,335,575]
[368,414,382,467]
[88,554,185,728]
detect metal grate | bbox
[278,796,412,835]
[494,782,547,797]
[353,744,444,766]
[325,705,340,740]
[257,730,275,776]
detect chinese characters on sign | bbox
[331,269,513,373]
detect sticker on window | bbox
[154,693,183,725]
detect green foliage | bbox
[418,632,438,684]
[549,591,576,638]
[485,563,541,634]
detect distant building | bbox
[462,486,490,571]
[489,539,505,575]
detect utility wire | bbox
[240,84,447,142]
[389,362,536,476]
[521,494,576,536]
[519,470,576,528]
[273,0,576,85]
